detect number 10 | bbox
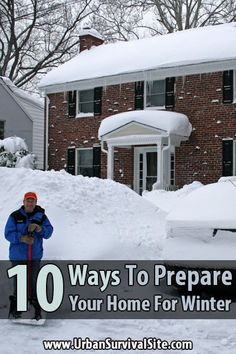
[8,264,64,312]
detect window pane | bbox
[78,149,93,166]
[146,152,157,176]
[77,149,93,177]
[147,80,165,94]
[79,102,94,113]
[80,90,94,102]
[78,167,93,177]
[78,90,94,113]
[146,80,165,107]
[146,94,165,107]
[146,177,157,191]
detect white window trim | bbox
[144,79,166,110]
[76,90,94,118]
[75,147,93,176]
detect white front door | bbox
[134,147,157,194]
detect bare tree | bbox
[1,0,235,91]
[0,0,100,88]
[89,0,147,41]
[142,0,236,34]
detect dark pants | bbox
[11,261,41,299]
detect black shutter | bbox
[67,148,76,175]
[135,81,144,110]
[93,146,101,177]
[68,91,77,117]
[165,77,175,108]
[222,140,233,176]
[223,70,233,104]
[94,87,103,116]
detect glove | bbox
[20,235,34,245]
[28,223,42,233]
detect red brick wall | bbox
[113,148,134,188]
[174,72,236,187]
[47,71,236,189]
[48,83,135,179]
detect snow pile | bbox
[98,110,192,138]
[0,137,36,169]
[143,181,202,213]
[0,168,163,260]
[156,180,236,260]
[142,180,236,260]
[166,181,236,229]
[39,22,236,90]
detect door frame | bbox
[134,146,158,193]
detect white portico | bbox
[98,110,192,193]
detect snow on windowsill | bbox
[76,113,94,118]
[145,106,166,111]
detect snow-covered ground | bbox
[1,168,236,353]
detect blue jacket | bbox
[5,205,53,261]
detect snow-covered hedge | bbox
[0,137,37,169]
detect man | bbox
[5,192,53,320]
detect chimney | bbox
[79,27,104,53]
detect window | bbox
[67,146,101,177]
[78,89,94,115]
[146,80,166,108]
[0,121,5,139]
[76,148,93,177]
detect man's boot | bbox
[31,298,41,320]
[8,295,22,319]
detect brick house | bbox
[39,24,236,193]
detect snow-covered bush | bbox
[0,137,37,169]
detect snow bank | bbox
[158,180,236,260]
[143,181,203,213]
[143,180,236,260]
[0,168,163,260]
[166,181,236,229]
[98,110,192,138]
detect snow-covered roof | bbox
[1,77,43,108]
[39,22,236,93]
[98,110,192,138]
